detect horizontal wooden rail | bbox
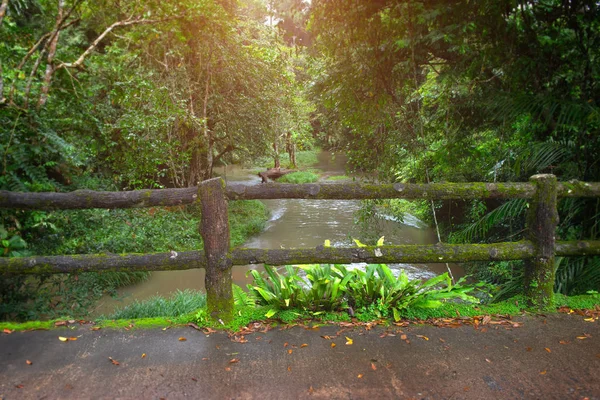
[2,241,599,276]
[1,181,599,210]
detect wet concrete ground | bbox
[1,314,599,399]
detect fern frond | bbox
[453,199,527,243]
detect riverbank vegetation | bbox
[1,0,599,321]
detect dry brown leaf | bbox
[357,374,363,379]
[287,366,291,372]
[540,370,547,375]
[108,357,120,366]
[330,342,336,348]
[54,321,67,327]
[26,360,32,365]
[15,384,24,389]
[141,353,146,358]
[559,340,570,345]
[225,367,231,371]
[178,337,187,342]
[202,327,216,334]
[439,338,445,343]
[288,349,293,354]
[416,335,429,341]
[544,348,551,353]
[400,334,407,340]
[68,337,77,341]
[308,386,314,394]
[229,358,240,363]
[284,342,289,347]
[485,358,492,363]
[526,347,533,352]
[301,343,308,348]
[90,327,101,331]
[371,362,377,371]
[3,328,13,334]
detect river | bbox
[93,152,462,316]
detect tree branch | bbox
[56,17,175,71]
[0,0,8,27]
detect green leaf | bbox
[265,308,277,318]
[376,236,385,246]
[353,238,367,248]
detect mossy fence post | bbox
[525,174,559,310]
[199,178,233,322]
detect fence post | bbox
[198,177,233,322]
[525,174,559,310]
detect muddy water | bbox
[93,154,462,316]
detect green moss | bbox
[326,175,351,181]
[0,320,57,331]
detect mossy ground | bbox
[2,293,598,333]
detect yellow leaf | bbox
[376,236,385,246]
[58,336,68,342]
[141,353,146,358]
[576,336,588,340]
[331,342,336,348]
[357,374,363,379]
[540,370,547,375]
[584,318,595,322]
[300,344,308,348]
[324,240,331,247]
[352,238,367,248]
[179,337,187,341]
[345,336,353,345]
[416,335,429,341]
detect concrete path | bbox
[1,314,599,399]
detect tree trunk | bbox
[286,132,296,168]
[273,141,280,169]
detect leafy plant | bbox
[103,289,206,320]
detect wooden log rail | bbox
[1,175,600,317]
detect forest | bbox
[1,0,599,322]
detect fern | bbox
[452,199,527,243]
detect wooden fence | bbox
[2,174,600,318]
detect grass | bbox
[1,291,599,332]
[101,289,206,320]
[327,175,351,181]
[278,171,320,184]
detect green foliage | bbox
[277,171,319,184]
[326,175,350,181]
[103,290,206,320]
[247,263,479,321]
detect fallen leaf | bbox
[544,348,551,353]
[90,327,101,331]
[54,321,67,327]
[331,342,336,348]
[439,338,445,343]
[357,374,363,379]
[108,357,120,366]
[202,327,216,334]
[576,336,588,340]
[284,342,289,347]
[162,327,170,331]
[371,362,377,371]
[526,347,533,352]
[345,336,353,345]
[141,353,146,358]
[464,387,470,392]
[540,370,547,375]
[416,335,429,341]
[288,349,293,354]
[191,378,197,382]
[68,337,77,341]
[320,335,331,340]
[15,384,24,389]
[225,367,231,371]
[584,318,595,322]
[229,358,239,363]
[178,337,187,342]
[26,360,32,365]
[482,315,491,325]
[400,334,407,340]
[559,340,570,345]
[301,343,308,348]
[308,386,314,394]
[58,336,68,342]
[485,358,492,363]
[3,328,13,334]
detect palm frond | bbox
[452,198,528,243]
